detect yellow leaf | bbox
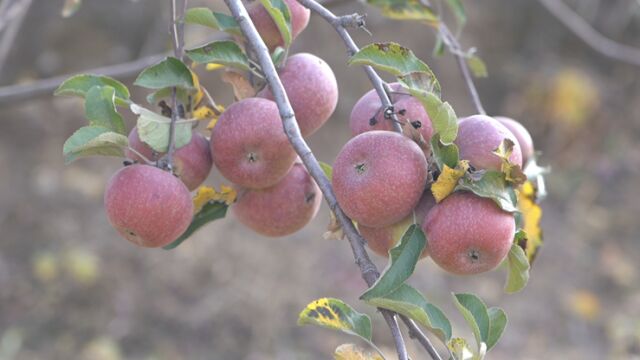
[193,106,215,120]
[222,70,256,100]
[323,211,345,240]
[207,118,219,130]
[548,69,599,127]
[431,161,469,202]
[64,249,100,286]
[298,298,354,332]
[193,185,237,213]
[447,338,475,360]
[567,290,601,321]
[493,139,526,185]
[190,70,204,106]
[32,252,59,283]
[206,63,224,71]
[334,344,383,360]
[517,181,543,263]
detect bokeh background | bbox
[1,0,640,359]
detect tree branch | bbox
[438,23,486,115]
[401,315,444,360]
[297,0,403,133]
[166,0,187,169]
[223,0,409,359]
[537,0,640,67]
[0,0,31,78]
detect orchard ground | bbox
[1,0,640,358]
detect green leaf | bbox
[84,86,126,135]
[134,57,195,90]
[452,293,490,352]
[431,134,459,170]
[504,234,530,293]
[361,225,426,300]
[163,202,228,250]
[186,41,251,72]
[398,71,441,98]
[319,161,333,181]
[146,87,192,106]
[349,43,435,78]
[131,104,192,153]
[456,171,518,212]
[486,307,507,351]
[298,298,372,342]
[271,47,287,67]
[445,0,466,28]
[61,0,82,17]
[63,126,128,164]
[432,34,445,57]
[366,0,439,23]
[184,7,241,35]
[466,55,488,78]
[259,0,292,47]
[54,74,130,107]
[365,284,452,342]
[399,87,458,144]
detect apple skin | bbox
[247,0,310,50]
[258,53,338,137]
[126,128,213,191]
[422,191,515,275]
[210,97,296,190]
[232,163,322,237]
[359,191,435,258]
[332,131,428,228]
[455,115,523,171]
[125,127,161,162]
[494,116,535,166]
[349,83,433,141]
[104,164,193,248]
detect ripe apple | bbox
[104,164,193,248]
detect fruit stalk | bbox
[297,0,403,134]
[166,0,188,168]
[223,0,410,359]
[438,24,486,115]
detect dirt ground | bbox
[1,0,640,359]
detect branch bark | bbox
[537,0,640,67]
[166,0,187,168]
[223,0,409,359]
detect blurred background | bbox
[1,0,639,359]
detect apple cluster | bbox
[334,84,536,275]
[103,0,537,279]
[104,0,336,246]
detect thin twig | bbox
[401,315,445,360]
[223,0,409,359]
[438,24,486,115]
[0,0,31,77]
[297,0,402,133]
[0,53,166,104]
[166,0,187,169]
[538,0,640,67]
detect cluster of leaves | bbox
[299,226,506,359]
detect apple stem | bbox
[166,0,188,171]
